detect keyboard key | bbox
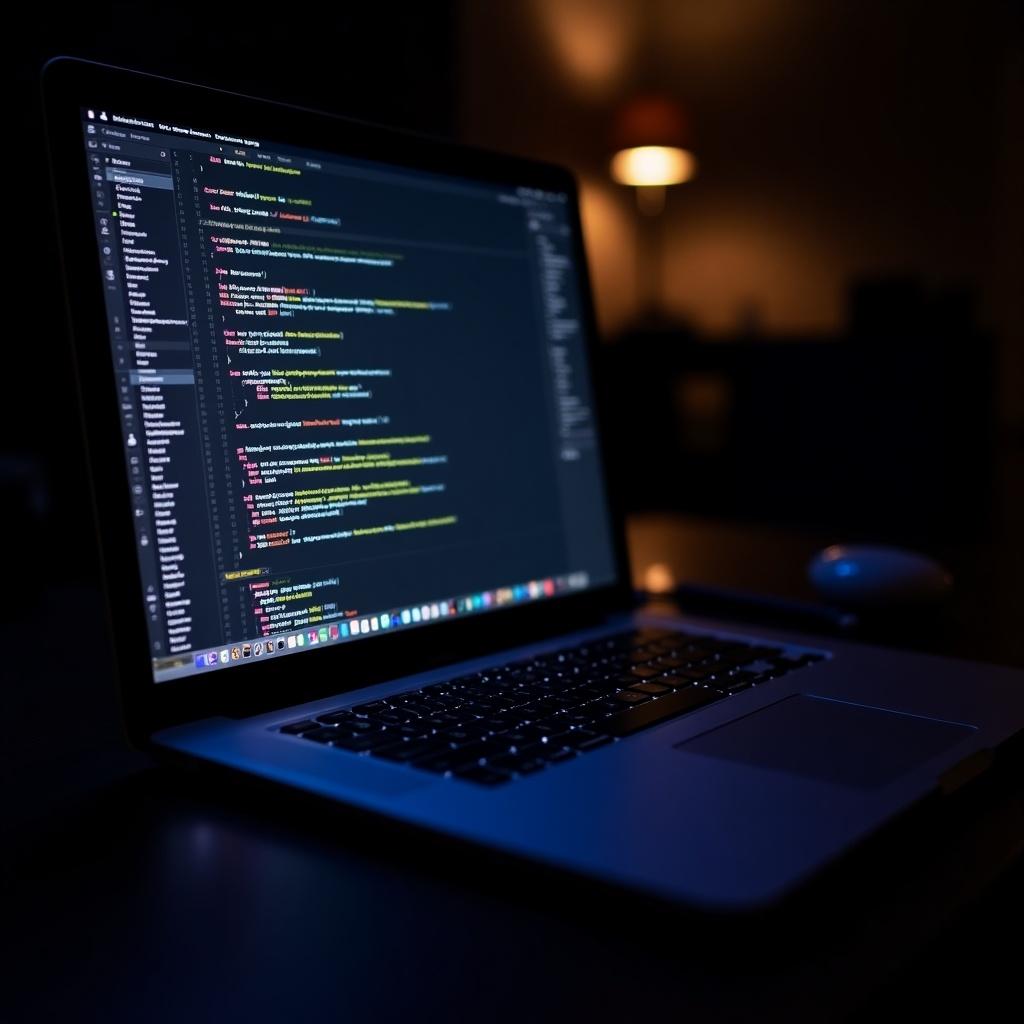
[440,726,490,745]
[502,727,546,748]
[615,690,651,705]
[721,679,755,694]
[514,741,550,759]
[374,737,451,762]
[328,733,382,752]
[281,719,319,734]
[304,726,343,743]
[352,700,388,716]
[543,747,578,763]
[401,703,436,717]
[431,712,463,725]
[678,667,714,682]
[630,681,671,695]
[488,753,545,776]
[725,670,757,685]
[350,718,384,733]
[396,723,430,738]
[414,743,506,773]
[377,711,412,725]
[604,687,724,737]
[629,665,662,679]
[657,675,692,689]
[545,731,576,749]
[564,711,599,727]
[315,710,353,726]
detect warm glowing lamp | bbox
[610,96,695,215]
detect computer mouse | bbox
[808,544,953,610]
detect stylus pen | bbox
[637,583,860,635]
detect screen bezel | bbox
[42,57,633,743]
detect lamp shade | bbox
[610,95,696,187]
[611,95,692,151]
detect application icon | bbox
[287,636,296,649]
[297,634,305,646]
[206,651,219,666]
[379,614,389,629]
[242,644,252,658]
[318,627,329,642]
[231,647,241,660]
[329,624,339,639]
[308,630,319,644]
[411,607,421,623]
[277,639,285,650]
[194,654,206,669]
[340,622,351,637]
[401,609,411,624]
[254,642,263,656]
[219,649,229,664]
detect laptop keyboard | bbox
[277,627,824,786]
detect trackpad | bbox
[675,695,975,789]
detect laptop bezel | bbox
[42,56,634,744]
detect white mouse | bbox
[808,544,953,609]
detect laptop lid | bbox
[42,58,631,740]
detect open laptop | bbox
[43,57,1024,912]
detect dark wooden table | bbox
[6,515,1024,1022]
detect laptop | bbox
[43,57,1024,912]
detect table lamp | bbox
[610,95,695,322]
[610,95,696,215]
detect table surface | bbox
[6,514,1024,1022]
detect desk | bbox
[7,515,1024,1021]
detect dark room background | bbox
[5,0,1022,587]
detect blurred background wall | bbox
[459,0,1022,426]
[5,1,1022,586]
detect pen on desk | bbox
[638,582,860,634]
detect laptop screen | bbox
[76,104,617,683]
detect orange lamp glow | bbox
[609,96,696,214]
[610,145,696,187]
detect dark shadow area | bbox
[3,6,457,589]
[601,277,997,540]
